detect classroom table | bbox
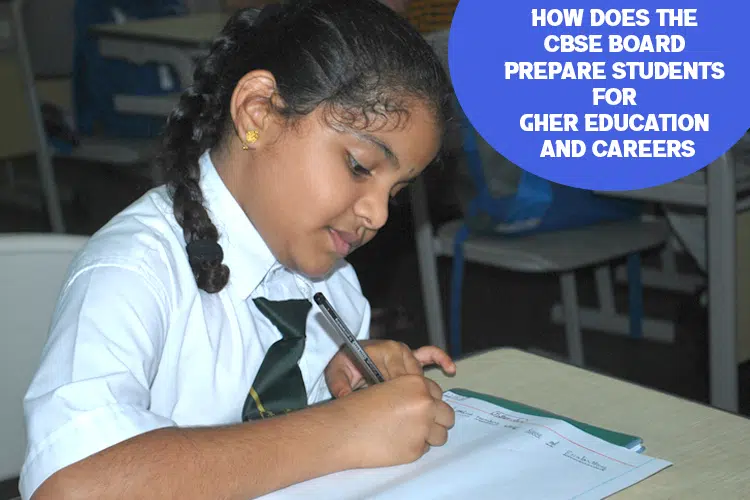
[427,348,750,499]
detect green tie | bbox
[242,298,311,421]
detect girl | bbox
[21,1,456,499]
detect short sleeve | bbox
[19,260,176,499]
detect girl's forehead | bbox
[318,98,436,131]
[298,100,442,162]
[331,100,441,137]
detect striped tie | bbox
[242,298,311,421]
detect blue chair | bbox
[411,156,673,363]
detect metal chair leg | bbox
[560,271,584,366]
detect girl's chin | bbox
[295,255,342,281]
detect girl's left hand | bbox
[325,340,457,399]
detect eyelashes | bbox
[389,179,416,207]
[347,154,372,178]
[346,153,414,206]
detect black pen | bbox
[313,292,386,385]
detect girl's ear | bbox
[229,70,284,151]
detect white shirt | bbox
[20,152,370,499]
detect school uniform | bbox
[20,151,370,499]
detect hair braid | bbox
[155,9,260,293]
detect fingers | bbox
[325,358,362,399]
[360,342,455,384]
[425,395,454,447]
[424,378,444,401]
[413,346,457,375]
[422,377,455,446]
[327,372,354,399]
[433,399,455,430]
[426,421,450,447]
[398,345,423,377]
[367,341,421,380]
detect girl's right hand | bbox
[334,374,455,469]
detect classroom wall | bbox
[22,0,75,77]
[0,55,35,159]
[0,56,72,161]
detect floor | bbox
[1,153,747,498]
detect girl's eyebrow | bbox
[350,131,401,169]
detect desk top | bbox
[91,12,230,49]
[426,348,750,499]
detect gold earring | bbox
[246,129,260,144]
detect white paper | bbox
[259,391,672,500]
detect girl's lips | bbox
[329,228,353,257]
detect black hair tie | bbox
[187,239,224,263]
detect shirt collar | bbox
[198,151,278,300]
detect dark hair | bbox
[156,0,452,293]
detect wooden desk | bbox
[427,348,750,499]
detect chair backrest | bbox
[0,233,88,481]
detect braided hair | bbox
[155,0,452,293]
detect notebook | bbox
[260,389,672,499]
[450,388,646,452]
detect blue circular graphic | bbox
[448,1,750,190]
